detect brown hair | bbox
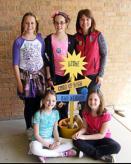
[52,11,70,24]
[21,12,39,35]
[40,90,56,110]
[85,90,106,116]
[76,9,96,34]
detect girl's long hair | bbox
[21,12,39,35]
[40,90,56,111]
[85,89,106,116]
[76,9,96,35]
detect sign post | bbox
[54,51,91,134]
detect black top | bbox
[44,34,76,81]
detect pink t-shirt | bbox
[82,110,111,138]
[51,34,68,76]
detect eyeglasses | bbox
[54,21,66,25]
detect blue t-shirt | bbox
[33,109,59,140]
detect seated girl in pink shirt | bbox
[72,90,121,163]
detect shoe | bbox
[111,155,115,163]
[100,155,115,163]
[28,149,32,155]
[79,151,84,158]
[38,156,46,163]
[26,128,33,141]
[64,149,77,157]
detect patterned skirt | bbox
[18,67,47,99]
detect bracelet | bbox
[56,141,60,143]
[56,141,60,145]
[47,78,52,81]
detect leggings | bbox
[24,97,41,129]
[29,138,73,157]
[73,138,121,159]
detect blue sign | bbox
[57,94,87,102]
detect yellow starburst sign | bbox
[59,51,88,128]
[60,51,87,80]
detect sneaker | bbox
[79,151,84,158]
[64,149,77,157]
[26,128,33,141]
[38,156,46,163]
[28,149,32,155]
[100,155,115,163]
[111,155,115,163]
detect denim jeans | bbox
[73,138,121,159]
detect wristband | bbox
[56,141,60,145]
[47,78,52,81]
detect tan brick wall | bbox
[0,0,131,119]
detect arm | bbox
[44,51,53,87]
[72,118,87,140]
[13,65,23,93]
[12,38,23,93]
[45,66,54,87]
[33,123,51,148]
[53,122,60,142]
[77,121,110,140]
[44,36,54,87]
[96,33,108,85]
[46,66,51,80]
[98,33,108,77]
[48,122,60,150]
[49,110,60,149]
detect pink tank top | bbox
[51,34,68,76]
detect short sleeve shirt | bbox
[33,110,59,139]
[82,110,111,138]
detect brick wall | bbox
[0,0,131,119]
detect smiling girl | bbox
[72,90,121,163]
[29,90,77,163]
[13,12,46,140]
[44,11,76,120]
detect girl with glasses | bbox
[44,11,76,120]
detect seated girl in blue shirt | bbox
[29,90,77,163]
